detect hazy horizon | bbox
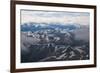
[21,10,90,25]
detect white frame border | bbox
[15,4,94,69]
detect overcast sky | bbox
[21,10,90,25]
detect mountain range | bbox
[21,22,89,63]
[21,22,82,32]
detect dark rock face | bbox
[21,23,89,63]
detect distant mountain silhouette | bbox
[21,22,81,32]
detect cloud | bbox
[21,10,90,25]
